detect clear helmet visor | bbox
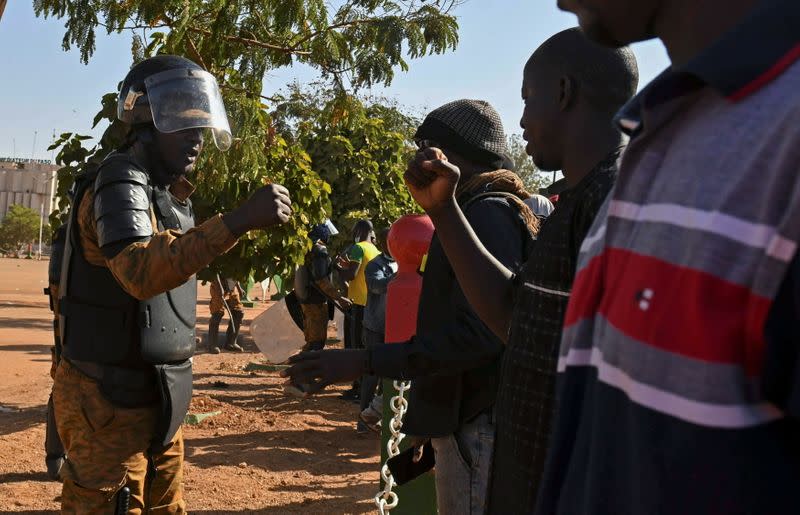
[144,68,232,151]
[323,218,339,236]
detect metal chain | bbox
[374,380,411,514]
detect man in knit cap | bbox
[285,99,538,513]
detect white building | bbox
[0,159,59,223]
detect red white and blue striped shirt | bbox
[537,1,800,513]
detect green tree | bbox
[507,134,555,194]
[0,205,42,253]
[274,87,420,251]
[35,0,460,281]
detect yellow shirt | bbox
[346,241,380,306]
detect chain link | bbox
[374,380,411,514]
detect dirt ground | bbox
[0,257,380,513]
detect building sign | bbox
[0,158,53,165]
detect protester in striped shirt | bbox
[537,0,800,513]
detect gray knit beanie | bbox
[414,99,514,171]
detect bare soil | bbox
[0,257,380,513]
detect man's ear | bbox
[559,75,578,112]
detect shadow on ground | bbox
[0,404,46,437]
[0,300,50,310]
[0,317,53,331]
[0,343,52,355]
[0,470,53,484]
[186,426,375,475]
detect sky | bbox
[0,0,670,162]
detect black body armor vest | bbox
[60,155,198,367]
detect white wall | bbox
[0,161,58,222]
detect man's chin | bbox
[531,155,559,173]
[580,22,629,48]
[579,17,657,47]
[559,0,656,47]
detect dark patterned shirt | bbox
[489,152,618,514]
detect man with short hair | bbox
[285,99,538,513]
[401,30,638,512]
[535,0,800,513]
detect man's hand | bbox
[222,184,292,237]
[404,147,461,215]
[406,436,430,463]
[336,255,360,282]
[280,349,367,394]
[335,255,351,269]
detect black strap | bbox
[152,187,180,230]
[460,191,537,261]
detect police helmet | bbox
[117,55,232,151]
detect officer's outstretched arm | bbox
[314,278,342,300]
[90,170,291,300]
[105,215,237,300]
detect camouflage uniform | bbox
[300,303,329,351]
[209,278,243,314]
[208,278,245,351]
[54,360,185,514]
[54,180,236,513]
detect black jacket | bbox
[370,194,531,437]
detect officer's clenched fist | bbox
[223,184,292,237]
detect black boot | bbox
[208,312,223,354]
[224,310,244,352]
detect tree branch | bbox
[185,34,209,70]
[220,83,282,104]
[97,21,170,32]
[186,26,311,55]
[288,16,381,50]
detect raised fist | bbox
[404,147,462,214]
[223,184,292,237]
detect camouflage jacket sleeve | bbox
[314,278,341,300]
[78,189,238,300]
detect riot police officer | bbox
[53,55,292,513]
[295,221,351,351]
